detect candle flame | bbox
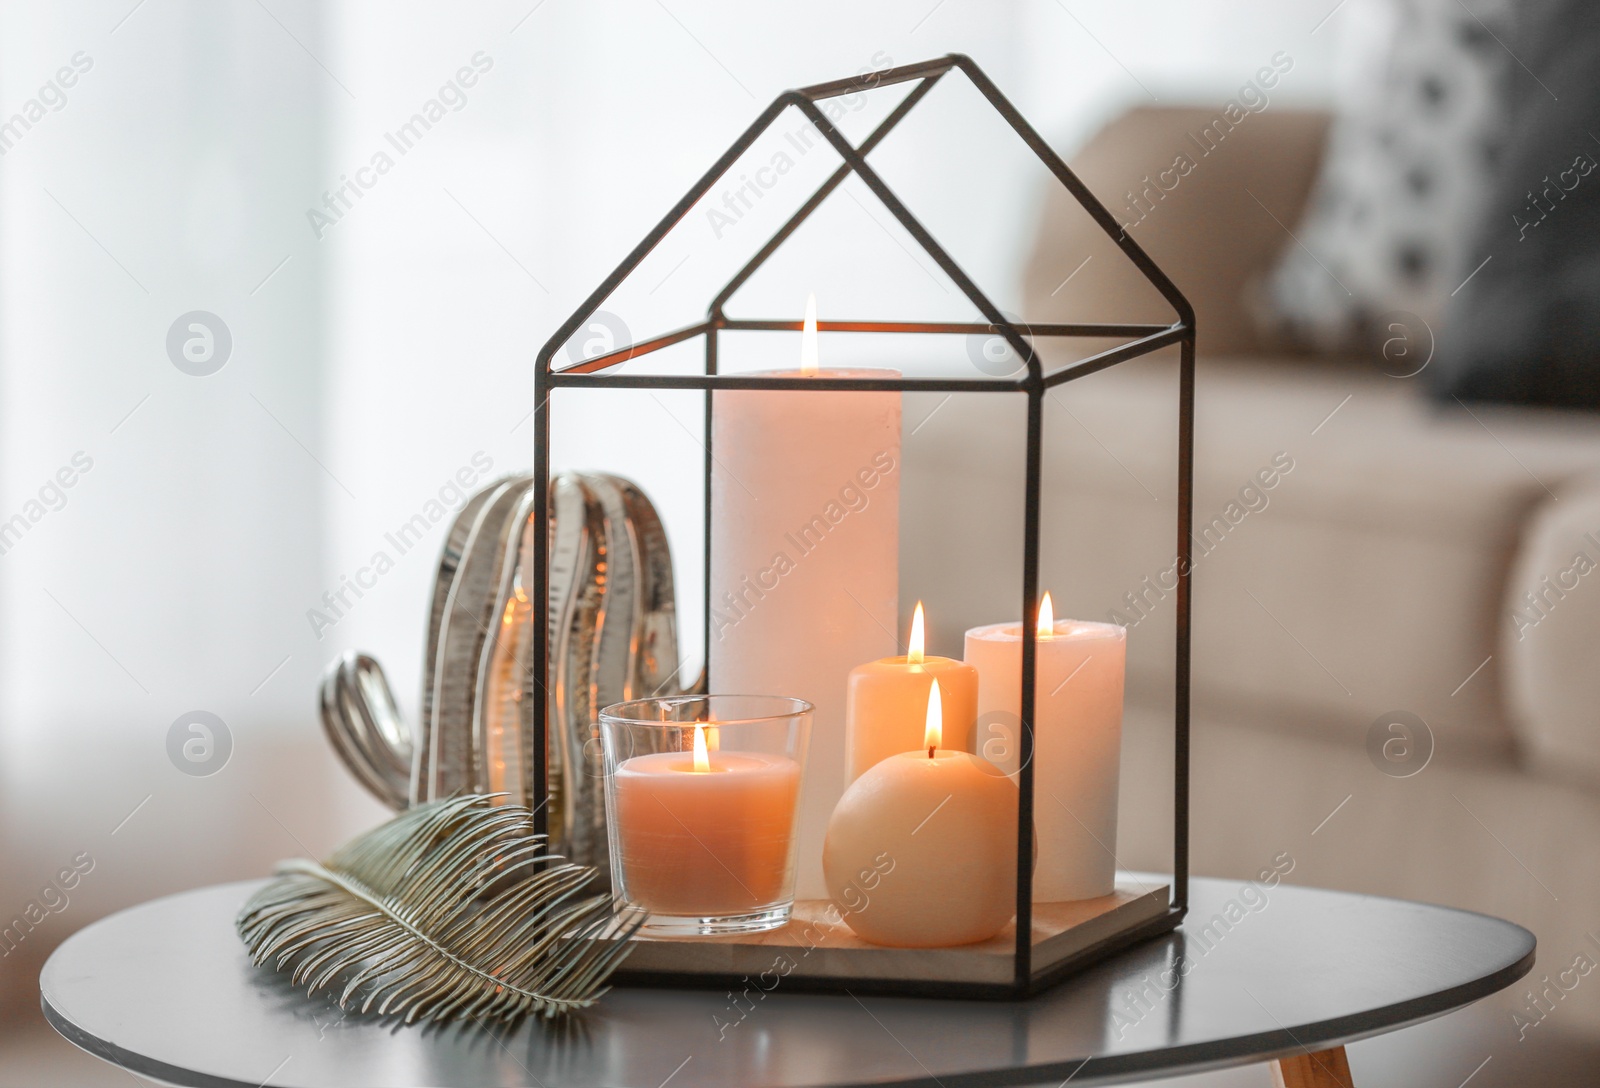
[800,292,819,376]
[693,723,710,773]
[907,601,925,665]
[924,679,942,757]
[1037,591,1055,638]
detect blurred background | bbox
[4,1,1599,1085]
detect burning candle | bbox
[601,695,811,933]
[965,592,1126,901]
[823,680,1018,948]
[846,602,979,782]
[709,295,900,898]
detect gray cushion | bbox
[1431,0,1600,408]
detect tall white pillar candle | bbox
[964,598,1125,901]
[710,313,899,898]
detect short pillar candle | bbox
[845,602,978,782]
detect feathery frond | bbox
[237,795,640,1022]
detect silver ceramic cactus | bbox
[320,473,699,876]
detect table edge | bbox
[39,879,1538,1088]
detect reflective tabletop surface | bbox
[41,877,1534,1087]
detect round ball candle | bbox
[614,725,803,917]
[846,602,979,782]
[965,592,1125,902]
[824,681,1018,948]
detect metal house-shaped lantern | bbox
[533,54,1195,999]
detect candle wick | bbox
[927,745,935,759]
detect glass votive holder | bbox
[599,694,811,936]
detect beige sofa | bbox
[905,107,1600,1035]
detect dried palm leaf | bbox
[236,795,640,1022]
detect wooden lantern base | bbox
[612,881,1171,995]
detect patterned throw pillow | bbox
[1259,0,1513,353]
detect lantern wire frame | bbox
[532,53,1195,999]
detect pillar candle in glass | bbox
[964,593,1126,901]
[600,695,811,935]
[709,295,899,898]
[846,602,979,782]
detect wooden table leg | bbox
[1271,1046,1355,1088]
